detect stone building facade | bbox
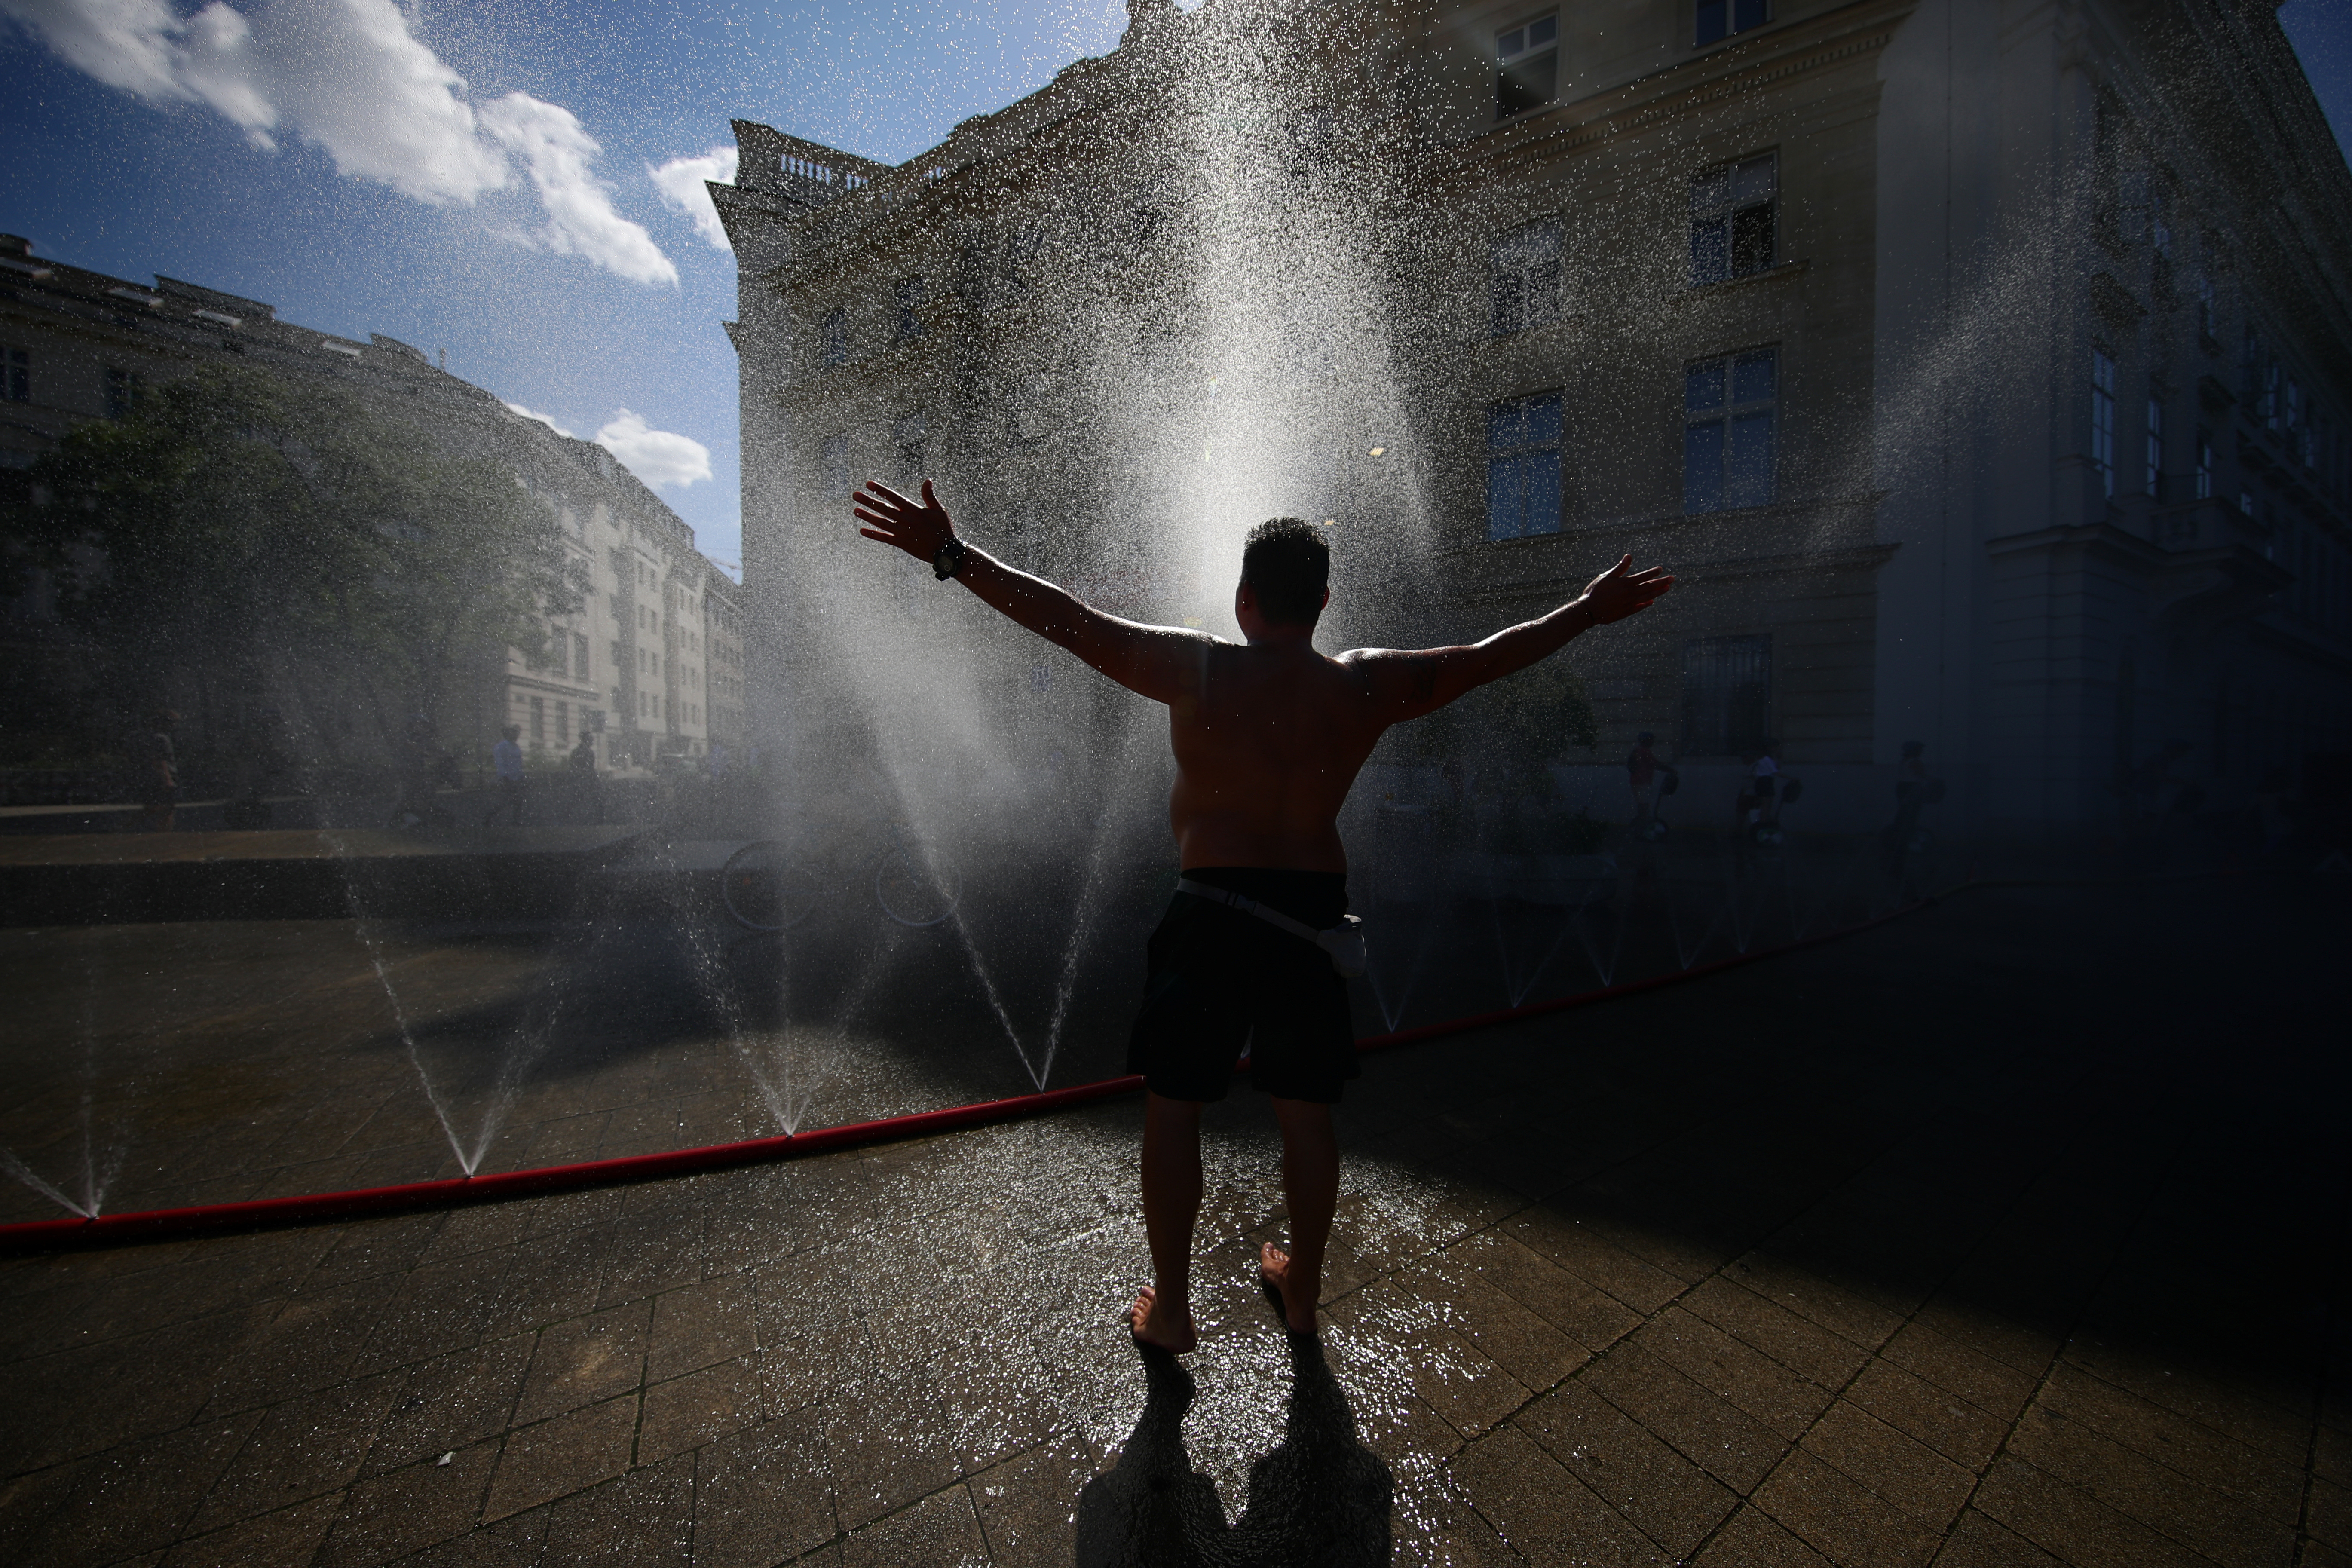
[0,234,736,783]
[718,0,2351,842]
[704,564,749,754]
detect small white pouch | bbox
[1176,879,1368,979]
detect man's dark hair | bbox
[1240,518,1330,626]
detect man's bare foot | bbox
[1259,1243,1317,1336]
[1130,1286,1197,1353]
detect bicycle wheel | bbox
[722,840,820,932]
[874,844,959,927]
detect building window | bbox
[2239,488,2254,518]
[1689,153,1776,286]
[103,366,142,420]
[2145,394,2164,496]
[530,696,545,744]
[1495,12,1558,119]
[2091,349,2117,499]
[1684,348,1777,514]
[550,628,569,677]
[1682,634,1772,756]
[3,346,25,403]
[2196,274,2218,346]
[892,413,928,478]
[1696,0,1770,48]
[2196,428,2213,501]
[821,308,847,367]
[575,633,589,674]
[557,701,570,743]
[1486,391,1562,541]
[894,276,926,341]
[1490,219,1563,336]
[821,433,850,499]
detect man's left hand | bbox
[854,479,955,562]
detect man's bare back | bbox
[852,481,1670,1346]
[853,481,1672,876]
[1164,640,1385,870]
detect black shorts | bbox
[1127,867,1360,1104]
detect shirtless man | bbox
[852,481,1672,1345]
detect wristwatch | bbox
[932,536,968,582]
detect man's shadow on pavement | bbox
[1074,1321,1393,1568]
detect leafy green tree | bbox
[9,364,582,780]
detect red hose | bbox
[0,890,1945,1253]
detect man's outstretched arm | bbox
[1345,554,1674,723]
[852,479,1207,704]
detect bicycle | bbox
[722,821,961,931]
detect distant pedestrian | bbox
[1881,740,1938,876]
[129,706,178,831]
[1626,731,1664,836]
[484,725,527,827]
[1735,742,1780,839]
[568,732,601,824]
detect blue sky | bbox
[1,0,2345,575]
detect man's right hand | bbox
[1576,554,1676,625]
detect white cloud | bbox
[649,145,736,252]
[0,0,503,200]
[0,0,186,99]
[1,0,679,286]
[595,410,710,489]
[503,401,575,439]
[480,93,677,287]
[178,3,275,148]
[242,0,506,205]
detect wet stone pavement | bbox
[0,878,2346,1567]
